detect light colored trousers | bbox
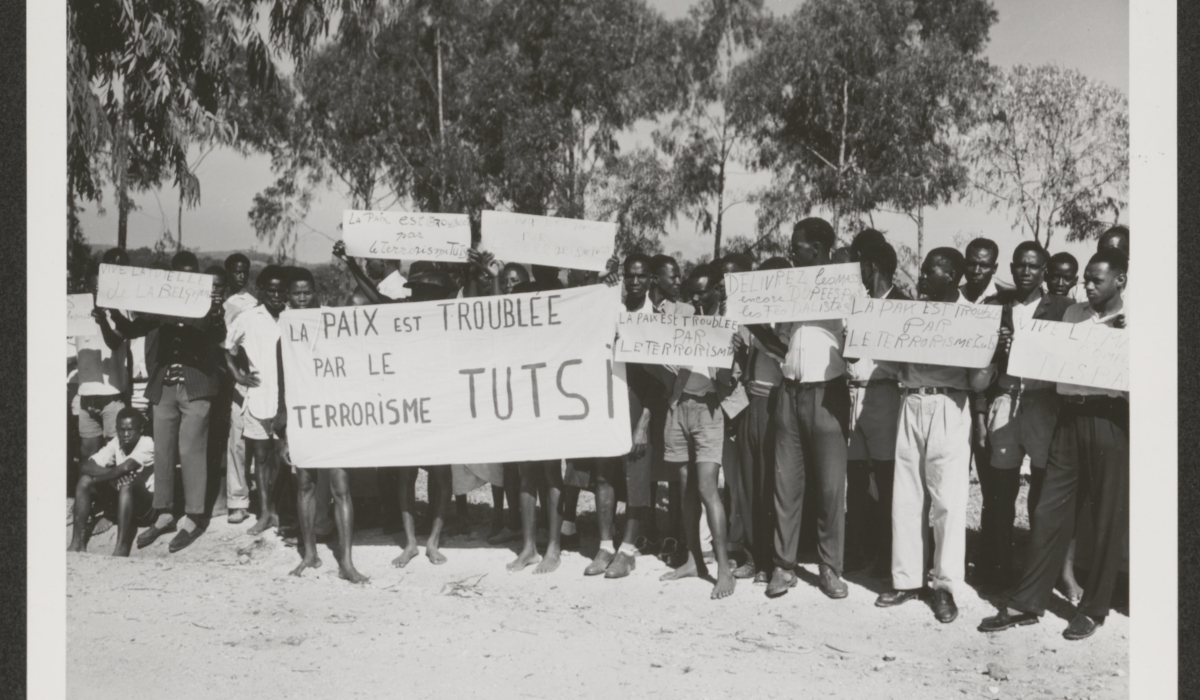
[891,392,971,594]
[225,405,250,510]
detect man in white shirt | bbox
[222,254,257,523]
[980,249,1129,641]
[68,407,154,557]
[873,248,995,624]
[747,218,852,601]
[960,238,1011,304]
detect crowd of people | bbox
[65,217,1129,642]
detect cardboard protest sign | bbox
[723,264,864,324]
[613,312,739,368]
[1007,317,1128,392]
[68,294,99,337]
[279,284,631,468]
[843,297,1001,368]
[480,210,616,272]
[342,210,471,262]
[96,264,215,319]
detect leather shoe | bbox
[168,526,201,553]
[584,549,614,576]
[1063,612,1101,641]
[765,568,798,598]
[875,588,922,608]
[604,552,636,579]
[978,607,1039,632]
[818,564,848,599]
[732,562,757,579]
[136,519,176,549]
[932,589,958,623]
[753,571,769,585]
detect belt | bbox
[901,386,965,396]
[848,379,898,389]
[1061,394,1127,406]
[679,392,717,403]
[783,376,842,390]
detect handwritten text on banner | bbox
[480,210,616,272]
[96,264,215,319]
[68,294,99,337]
[723,264,864,323]
[614,313,739,368]
[279,284,632,468]
[342,210,471,262]
[1007,318,1128,391]
[843,297,1001,368]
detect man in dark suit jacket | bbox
[973,241,1075,590]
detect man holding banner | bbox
[980,248,1129,641]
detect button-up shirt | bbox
[1057,298,1127,399]
[776,319,846,383]
[960,278,1002,305]
[225,304,283,420]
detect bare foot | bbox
[507,548,540,572]
[391,545,420,568]
[290,554,323,577]
[533,546,561,575]
[426,547,448,565]
[247,514,278,536]
[711,568,736,600]
[67,540,85,553]
[111,543,131,557]
[660,559,699,582]
[338,564,370,584]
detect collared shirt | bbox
[225,304,282,420]
[224,291,259,324]
[91,435,155,474]
[1057,298,1127,399]
[776,319,846,383]
[998,288,1054,392]
[959,278,1000,305]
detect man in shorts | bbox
[68,407,154,556]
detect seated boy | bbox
[68,407,154,557]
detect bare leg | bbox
[584,462,617,575]
[661,463,700,581]
[290,467,323,576]
[508,463,542,572]
[392,468,420,568]
[330,469,368,583]
[246,439,279,535]
[112,484,136,557]
[425,466,451,564]
[68,475,95,552]
[696,461,736,599]
[1059,539,1084,602]
[533,462,563,574]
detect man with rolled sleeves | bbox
[873,248,996,623]
[747,218,851,600]
[974,241,1074,590]
[979,249,1129,641]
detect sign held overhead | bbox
[342,210,471,262]
[480,210,616,272]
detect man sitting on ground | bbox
[68,408,154,556]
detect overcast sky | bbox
[78,0,1128,271]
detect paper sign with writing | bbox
[68,294,100,337]
[614,312,740,368]
[480,210,616,272]
[96,264,215,319]
[723,264,865,323]
[342,210,471,262]
[1007,318,1128,392]
[843,297,1001,368]
[279,284,631,468]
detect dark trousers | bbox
[724,414,746,551]
[846,458,895,567]
[1009,400,1129,620]
[772,377,849,572]
[978,463,1022,574]
[1027,466,1047,531]
[736,391,777,569]
[152,383,211,516]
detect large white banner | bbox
[1007,317,1128,391]
[280,284,631,468]
[843,297,1001,368]
[96,264,215,319]
[68,293,99,337]
[480,210,616,272]
[614,312,739,368]
[342,210,471,262]
[723,263,864,323]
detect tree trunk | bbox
[117,186,130,250]
[916,207,924,261]
[436,25,446,210]
[713,161,725,260]
[177,189,184,252]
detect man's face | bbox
[624,261,650,300]
[964,246,997,289]
[1045,262,1078,296]
[654,263,681,301]
[365,258,388,280]
[790,235,820,267]
[261,278,287,313]
[210,279,228,308]
[409,283,453,303]
[227,261,249,293]
[1010,251,1046,294]
[687,276,720,315]
[1083,262,1124,310]
[288,280,315,309]
[501,268,526,295]
[116,416,142,454]
[918,257,957,300]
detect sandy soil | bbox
[66,477,1128,700]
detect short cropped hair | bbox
[1048,251,1078,274]
[256,264,286,288]
[225,253,251,269]
[965,237,999,262]
[289,267,316,287]
[116,406,145,427]
[650,254,679,276]
[927,247,966,281]
[101,248,129,265]
[860,240,898,279]
[719,253,753,273]
[1012,240,1048,265]
[850,228,887,258]
[758,256,792,271]
[624,253,652,274]
[204,265,229,283]
[1088,248,1128,274]
[687,263,716,284]
[793,217,835,251]
[171,251,200,271]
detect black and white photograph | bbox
[26,0,1178,697]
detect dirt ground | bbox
[66,475,1128,700]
